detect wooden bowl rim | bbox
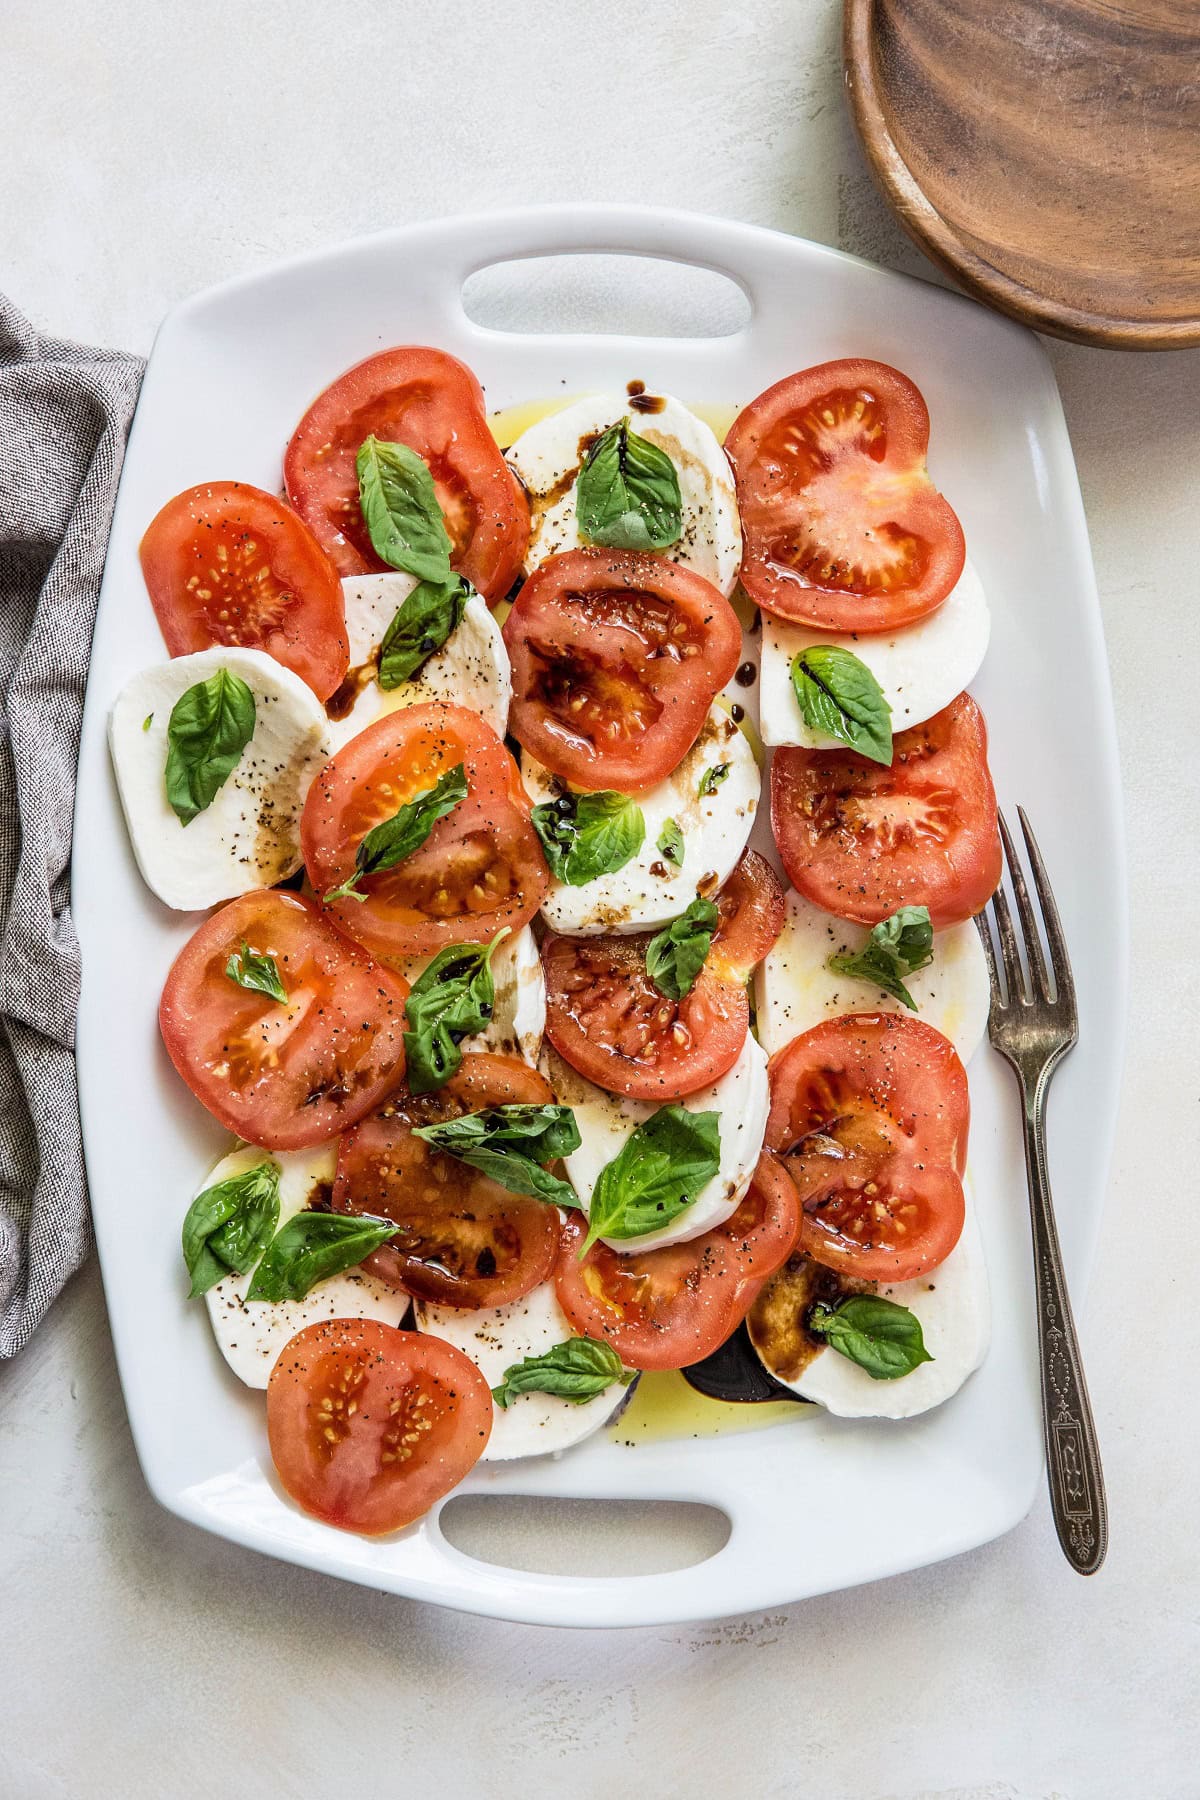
[843,0,1200,351]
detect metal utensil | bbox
[976,808,1108,1574]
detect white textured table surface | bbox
[3,3,1197,1795]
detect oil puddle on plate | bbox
[610,1370,812,1446]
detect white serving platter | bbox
[73,206,1126,1628]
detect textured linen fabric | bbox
[0,297,143,1355]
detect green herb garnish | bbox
[164,668,256,826]
[790,645,892,765]
[531,789,645,886]
[828,906,934,1010]
[575,418,682,552]
[357,435,454,583]
[325,762,467,904]
[492,1337,633,1408]
[807,1294,933,1380]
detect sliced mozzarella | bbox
[331,574,511,746]
[752,1200,990,1418]
[201,1143,408,1389]
[758,559,991,747]
[415,1283,630,1460]
[109,646,329,911]
[463,924,546,1065]
[522,705,758,935]
[544,1034,768,1254]
[754,888,990,1065]
[505,392,742,595]
[397,924,547,1067]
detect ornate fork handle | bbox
[1021,1068,1108,1574]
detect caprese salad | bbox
[110,346,1001,1535]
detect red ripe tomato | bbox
[770,693,1001,928]
[725,359,966,633]
[267,1320,492,1535]
[543,850,785,1101]
[765,1013,968,1283]
[139,482,349,700]
[158,889,408,1150]
[503,548,742,793]
[333,1054,561,1309]
[719,1151,805,1308]
[555,1151,801,1370]
[283,346,529,600]
[301,702,550,960]
[712,847,788,971]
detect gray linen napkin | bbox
[0,297,143,1355]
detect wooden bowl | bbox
[844,0,1200,349]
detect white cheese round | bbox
[505,391,742,595]
[544,1033,768,1254]
[758,559,991,747]
[415,1283,631,1461]
[109,645,330,911]
[753,888,990,1065]
[201,1143,408,1389]
[522,704,759,936]
[752,1198,991,1419]
[331,573,511,746]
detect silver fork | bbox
[975,808,1108,1575]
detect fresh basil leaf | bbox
[225,940,288,1004]
[356,435,454,583]
[378,574,472,688]
[403,938,504,1039]
[645,897,719,1002]
[828,905,934,1010]
[582,1105,720,1255]
[164,668,256,826]
[403,929,509,1093]
[807,1294,933,1380]
[531,789,645,886]
[657,818,685,866]
[245,1211,398,1303]
[325,762,467,903]
[575,418,682,552]
[416,1103,581,1161]
[698,762,730,797]
[492,1336,633,1409]
[412,1103,581,1208]
[791,645,892,765]
[182,1160,280,1299]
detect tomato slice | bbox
[542,936,744,1103]
[139,482,349,701]
[725,359,966,633]
[543,850,784,1100]
[710,848,787,973]
[770,692,1001,928]
[267,1320,491,1534]
[503,549,742,793]
[301,702,550,959]
[159,890,408,1150]
[333,1053,561,1309]
[766,1013,968,1282]
[719,1151,805,1306]
[555,1151,801,1370]
[283,346,529,600]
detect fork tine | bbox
[989,876,1026,1005]
[1017,806,1076,1007]
[973,910,1003,1007]
[999,811,1050,1001]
